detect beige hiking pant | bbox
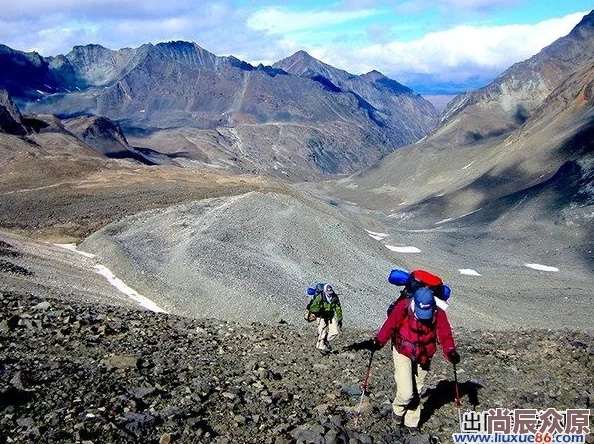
[392,348,428,427]
[316,316,340,351]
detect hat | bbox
[413,287,436,320]
[323,283,333,293]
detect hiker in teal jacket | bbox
[307,283,343,355]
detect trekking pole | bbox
[354,350,375,428]
[453,362,463,430]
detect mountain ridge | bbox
[0,41,438,180]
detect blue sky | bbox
[0,0,591,93]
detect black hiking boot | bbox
[392,413,404,428]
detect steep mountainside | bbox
[0,45,72,101]
[435,9,594,147]
[0,89,27,136]
[54,44,144,87]
[0,41,439,180]
[314,11,594,277]
[0,89,157,165]
[273,51,439,142]
[335,60,594,216]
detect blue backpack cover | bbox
[307,282,326,296]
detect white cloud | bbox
[340,0,521,12]
[437,0,521,10]
[1,0,204,20]
[246,6,379,34]
[1,1,246,56]
[396,0,522,15]
[316,12,587,85]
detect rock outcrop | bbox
[0,89,27,136]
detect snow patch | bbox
[365,229,388,241]
[54,243,96,258]
[525,263,559,272]
[54,243,167,313]
[435,208,482,225]
[462,161,476,170]
[94,265,168,313]
[459,269,481,276]
[385,245,421,253]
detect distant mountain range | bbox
[1,10,593,338]
[1,10,593,238]
[0,42,438,180]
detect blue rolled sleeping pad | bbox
[307,282,326,296]
[442,285,451,301]
[388,268,451,301]
[388,269,410,286]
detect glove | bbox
[345,338,381,352]
[448,350,460,365]
[368,338,382,351]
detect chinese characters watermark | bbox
[453,409,590,443]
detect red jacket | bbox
[376,297,456,366]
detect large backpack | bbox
[386,269,451,316]
[304,283,326,322]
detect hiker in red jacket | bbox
[359,286,460,432]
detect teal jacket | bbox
[307,292,343,322]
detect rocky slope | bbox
[78,191,398,329]
[0,45,69,101]
[0,88,163,165]
[1,290,593,444]
[63,116,155,164]
[71,190,594,332]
